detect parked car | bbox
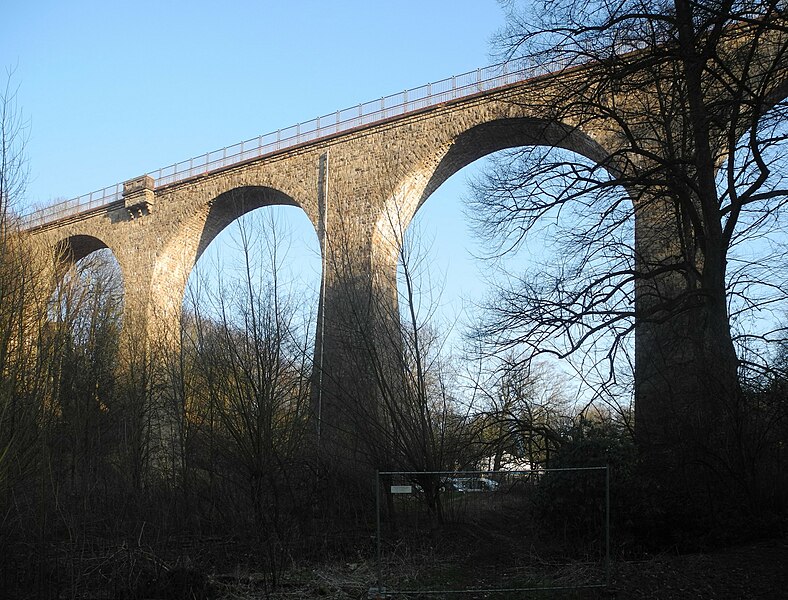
[477,477,500,491]
[445,477,499,492]
[443,478,467,492]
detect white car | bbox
[447,477,499,492]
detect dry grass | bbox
[207,537,788,599]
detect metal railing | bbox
[21,59,567,229]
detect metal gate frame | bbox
[371,466,610,598]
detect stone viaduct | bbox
[21,27,788,461]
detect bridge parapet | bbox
[19,60,572,230]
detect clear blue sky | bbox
[2,0,513,354]
[3,0,507,209]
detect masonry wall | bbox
[26,71,649,462]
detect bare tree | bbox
[469,0,788,512]
[472,359,572,471]
[319,203,485,523]
[181,206,315,593]
[0,67,44,518]
[46,251,123,510]
[0,66,27,226]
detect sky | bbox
[3,1,508,209]
[2,0,514,353]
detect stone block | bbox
[123,175,155,196]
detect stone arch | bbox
[373,117,615,266]
[764,78,788,116]
[148,184,319,339]
[47,233,126,330]
[50,233,126,297]
[195,185,314,264]
[54,233,112,265]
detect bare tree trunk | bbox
[635,187,744,510]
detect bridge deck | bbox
[20,60,567,230]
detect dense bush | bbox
[531,416,646,550]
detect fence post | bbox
[376,471,383,595]
[605,464,610,587]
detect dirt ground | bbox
[244,537,788,599]
[602,538,788,600]
[9,533,784,598]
